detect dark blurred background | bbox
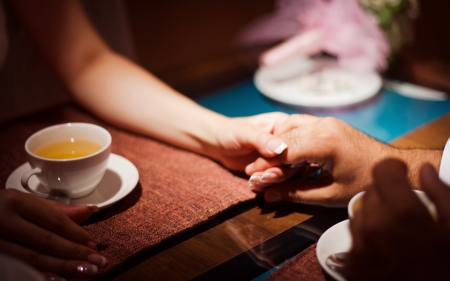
[1,0,449,123]
[125,0,450,97]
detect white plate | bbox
[254,57,382,108]
[316,219,352,281]
[5,153,139,210]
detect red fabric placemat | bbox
[0,105,257,280]
[267,243,331,281]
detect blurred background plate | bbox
[254,57,382,108]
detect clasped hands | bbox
[245,114,392,207]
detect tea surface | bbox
[34,139,102,159]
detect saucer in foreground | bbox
[5,153,139,210]
[316,219,352,281]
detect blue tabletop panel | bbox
[196,80,450,143]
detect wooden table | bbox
[106,114,450,281]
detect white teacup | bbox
[348,189,438,221]
[21,123,111,199]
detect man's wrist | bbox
[393,147,443,189]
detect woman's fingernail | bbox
[249,175,262,186]
[87,241,97,251]
[245,162,254,172]
[266,192,282,203]
[267,138,287,154]
[261,172,278,183]
[87,253,107,268]
[76,264,98,276]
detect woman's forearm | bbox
[69,51,230,158]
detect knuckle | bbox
[290,114,311,124]
[320,116,340,126]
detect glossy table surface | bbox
[107,79,450,281]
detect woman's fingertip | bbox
[245,162,254,174]
[78,204,99,212]
[87,241,98,251]
[261,172,279,183]
[90,205,100,213]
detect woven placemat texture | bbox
[267,243,331,281]
[0,105,257,280]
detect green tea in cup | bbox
[22,123,111,199]
[34,139,103,159]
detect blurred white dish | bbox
[6,153,139,210]
[254,57,382,108]
[317,219,352,281]
[384,80,447,101]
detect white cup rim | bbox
[348,191,365,218]
[348,189,437,220]
[25,122,111,162]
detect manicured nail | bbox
[245,162,254,171]
[249,175,262,185]
[87,241,97,251]
[87,253,107,268]
[77,204,99,212]
[261,172,278,183]
[266,192,282,203]
[266,138,287,154]
[76,264,98,276]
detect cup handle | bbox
[20,168,50,198]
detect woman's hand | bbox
[0,189,106,278]
[211,112,289,171]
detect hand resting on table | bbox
[0,189,107,279]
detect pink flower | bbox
[237,0,390,72]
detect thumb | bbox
[45,200,99,223]
[62,204,99,223]
[243,127,287,158]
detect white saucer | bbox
[254,57,382,108]
[316,219,352,281]
[5,153,139,210]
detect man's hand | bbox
[345,159,450,281]
[245,114,394,206]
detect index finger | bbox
[371,159,416,205]
[16,193,94,245]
